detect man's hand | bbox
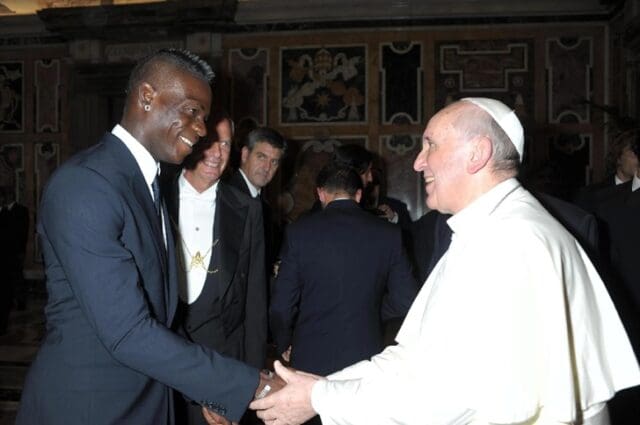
[281,346,292,363]
[255,368,286,399]
[201,407,235,425]
[250,360,322,425]
[377,204,398,223]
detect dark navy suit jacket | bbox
[225,169,282,273]
[17,133,257,425]
[270,199,417,376]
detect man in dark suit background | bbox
[0,186,29,334]
[270,163,417,409]
[16,49,278,425]
[574,129,639,213]
[226,127,287,278]
[595,178,640,424]
[162,113,268,425]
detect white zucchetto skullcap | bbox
[461,97,524,163]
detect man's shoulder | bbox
[44,134,136,200]
[322,201,400,236]
[61,133,130,176]
[219,181,260,210]
[223,169,250,194]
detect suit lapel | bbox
[162,170,184,325]
[208,184,245,298]
[164,200,178,325]
[105,135,166,270]
[130,173,167,266]
[103,134,171,322]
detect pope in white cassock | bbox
[249,98,640,425]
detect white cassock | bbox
[311,178,640,425]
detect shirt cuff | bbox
[310,380,326,416]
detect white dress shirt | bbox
[632,173,640,191]
[177,172,218,304]
[614,175,625,185]
[112,124,166,245]
[311,178,640,425]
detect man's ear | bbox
[468,136,492,174]
[354,188,362,204]
[139,82,156,109]
[317,188,327,206]
[241,146,250,164]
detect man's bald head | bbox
[448,100,521,175]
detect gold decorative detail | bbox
[181,238,219,274]
[170,217,219,274]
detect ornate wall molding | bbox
[380,41,423,125]
[0,60,24,132]
[228,47,269,128]
[35,58,60,132]
[279,45,367,125]
[546,37,593,124]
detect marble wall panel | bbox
[35,59,60,133]
[380,41,422,125]
[228,48,268,130]
[379,134,423,220]
[280,45,367,124]
[435,39,533,114]
[0,61,24,132]
[546,37,593,123]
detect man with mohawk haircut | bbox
[17,49,278,425]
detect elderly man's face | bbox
[413,106,469,214]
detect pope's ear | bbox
[467,136,492,174]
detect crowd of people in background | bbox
[4,48,640,425]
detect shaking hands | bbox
[250,361,322,425]
[202,366,287,425]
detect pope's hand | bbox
[250,360,322,425]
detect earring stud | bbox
[144,104,151,112]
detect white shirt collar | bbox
[112,124,159,187]
[447,178,521,238]
[179,171,218,202]
[239,168,261,198]
[615,175,625,186]
[632,173,640,192]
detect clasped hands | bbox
[202,361,322,425]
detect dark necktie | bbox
[151,175,162,222]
